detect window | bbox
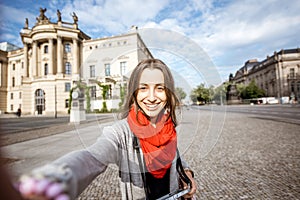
[65,99,69,108]
[291,82,295,92]
[91,86,96,98]
[290,68,295,79]
[44,45,48,54]
[22,62,24,69]
[90,65,95,78]
[13,63,15,70]
[35,89,45,113]
[65,43,71,53]
[12,77,15,87]
[10,104,13,111]
[19,92,22,99]
[44,63,48,75]
[65,62,71,74]
[105,63,110,76]
[11,93,13,99]
[65,82,71,92]
[120,62,126,76]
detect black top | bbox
[145,168,171,200]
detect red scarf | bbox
[127,107,177,178]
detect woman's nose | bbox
[147,88,157,101]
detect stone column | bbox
[275,62,283,101]
[0,61,2,87]
[48,39,53,74]
[278,61,284,98]
[72,38,79,74]
[31,41,37,77]
[57,37,63,74]
[23,43,28,77]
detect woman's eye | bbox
[139,86,147,91]
[156,86,165,91]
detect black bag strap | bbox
[176,149,192,188]
[133,136,150,200]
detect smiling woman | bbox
[16,58,197,200]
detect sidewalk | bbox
[1,120,115,181]
[0,113,115,146]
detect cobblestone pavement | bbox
[77,109,300,199]
[2,108,299,199]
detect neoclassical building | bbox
[233,48,300,102]
[0,8,152,115]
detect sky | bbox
[0,0,300,88]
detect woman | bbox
[17,59,197,200]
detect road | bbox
[1,104,299,136]
[0,113,115,135]
[1,106,300,199]
[194,104,300,125]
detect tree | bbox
[175,87,186,101]
[97,83,110,112]
[238,80,266,99]
[212,82,229,104]
[190,83,211,104]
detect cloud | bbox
[1,0,299,82]
[0,4,35,44]
[55,0,170,36]
[0,4,35,24]
[189,0,300,65]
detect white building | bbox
[0,8,152,115]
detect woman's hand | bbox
[17,164,73,200]
[18,176,70,200]
[183,170,197,199]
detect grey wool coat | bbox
[32,119,189,199]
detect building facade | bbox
[0,9,152,115]
[233,48,300,102]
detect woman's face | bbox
[136,68,167,121]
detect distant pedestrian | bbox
[16,108,21,117]
[16,59,197,199]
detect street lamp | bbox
[55,85,57,118]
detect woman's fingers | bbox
[18,177,69,200]
[19,177,36,196]
[183,170,197,198]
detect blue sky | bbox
[0,0,300,86]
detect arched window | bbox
[44,45,48,54]
[12,77,15,87]
[65,62,71,74]
[44,63,48,75]
[35,89,45,115]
